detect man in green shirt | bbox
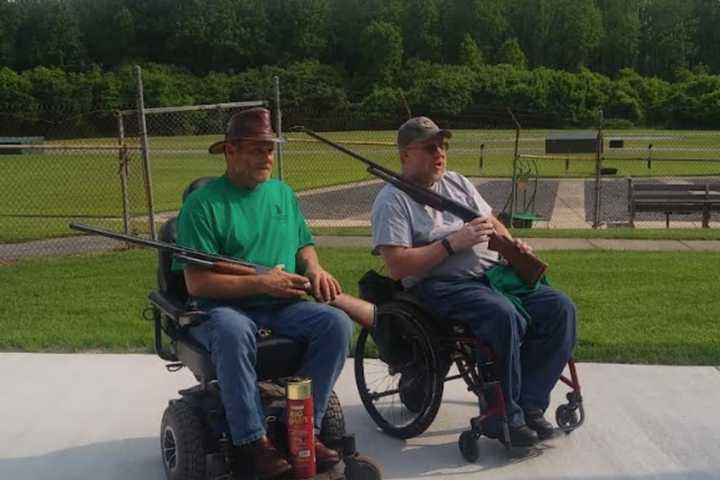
[173,108,352,479]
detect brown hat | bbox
[208,107,285,154]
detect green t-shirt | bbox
[172,175,315,308]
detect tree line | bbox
[1,0,720,131]
[2,0,719,80]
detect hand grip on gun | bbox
[447,217,495,250]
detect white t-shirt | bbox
[371,171,500,288]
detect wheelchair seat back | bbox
[150,176,306,384]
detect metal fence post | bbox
[508,108,521,226]
[274,75,284,182]
[135,65,157,239]
[593,122,604,228]
[116,111,131,235]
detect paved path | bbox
[0,353,718,480]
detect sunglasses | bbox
[408,141,450,155]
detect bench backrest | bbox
[632,183,720,193]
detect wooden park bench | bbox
[0,136,44,154]
[628,178,720,228]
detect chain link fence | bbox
[3,89,720,262]
[0,106,150,260]
[283,106,720,230]
[121,100,268,238]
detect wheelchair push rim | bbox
[354,306,444,439]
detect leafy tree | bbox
[358,87,407,122]
[507,0,552,67]
[358,21,403,90]
[0,67,37,108]
[693,0,720,74]
[639,0,697,79]
[543,0,603,70]
[265,0,331,64]
[76,0,135,68]
[458,34,484,70]
[596,0,641,75]
[326,0,402,74]
[496,38,527,69]
[0,1,19,68]
[401,0,442,62]
[440,0,508,63]
[407,65,475,115]
[13,0,87,70]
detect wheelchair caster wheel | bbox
[344,454,382,480]
[556,404,579,431]
[458,430,479,463]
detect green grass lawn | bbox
[1,248,718,365]
[2,127,719,242]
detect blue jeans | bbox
[189,300,353,446]
[415,277,576,428]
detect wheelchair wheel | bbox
[345,454,383,480]
[458,430,480,463]
[160,399,206,480]
[320,390,346,450]
[354,303,444,439]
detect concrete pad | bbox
[1,354,719,480]
[549,180,590,229]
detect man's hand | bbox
[305,267,342,303]
[447,216,496,252]
[261,265,312,298]
[514,238,534,255]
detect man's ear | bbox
[399,148,407,165]
[223,143,235,162]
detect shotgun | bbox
[290,126,547,287]
[69,223,376,329]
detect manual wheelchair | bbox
[353,270,584,462]
[148,177,381,480]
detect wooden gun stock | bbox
[488,234,547,287]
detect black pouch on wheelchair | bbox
[370,307,421,369]
[358,269,402,306]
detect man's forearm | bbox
[380,241,449,280]
[184,268,268,299]
[296,245,321,274]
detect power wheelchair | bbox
[148,178,381,480]
[354,270,584,462]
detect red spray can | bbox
[286,377,316,479]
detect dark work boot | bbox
[525,409,556,440]
[482,421,539,447]
[250,436,292,480]
[314,437,341,472]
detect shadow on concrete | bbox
[0,437,163,480]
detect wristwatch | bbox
[441,237,455,256]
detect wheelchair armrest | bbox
[148,290,205,327]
